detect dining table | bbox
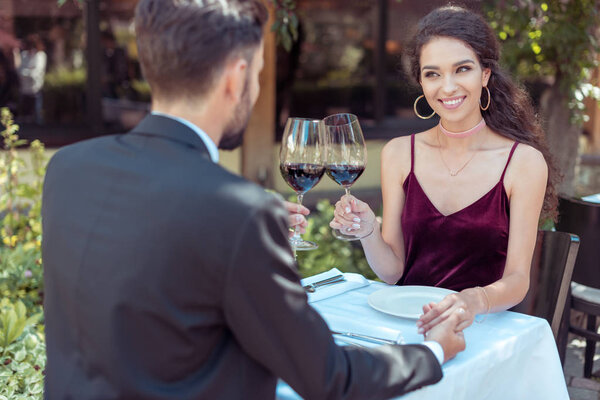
[276,269,569,400]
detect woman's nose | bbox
[442,75,458,94]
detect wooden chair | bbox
[555,196,600,377]
[511,230,580,364]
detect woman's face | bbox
[419,36,490,129]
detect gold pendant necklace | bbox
[436,126,480,177]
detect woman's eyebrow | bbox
[421,59,476,71]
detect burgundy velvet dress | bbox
[398,134,519,291]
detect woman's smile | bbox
[439,96,466,110]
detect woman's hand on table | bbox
[417,288,486,334]
[285,201,309,237]
[329,194,377,238]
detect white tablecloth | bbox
[277,280,569,400]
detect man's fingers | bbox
[288,214,307,228]
[284,201,309,215]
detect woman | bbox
[330,6,557,334]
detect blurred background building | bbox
[0,0,598,192]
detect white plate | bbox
[368,285,456,319]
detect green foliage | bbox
[484,0,600,124]
[131,80,152,103]
[0,108,46,398]
[295,199,377,280]
[43,67,86,90]
[0,299,45,400]
[0,245,43,313]
[0,109,46,248]
[43,68,86,123]
[270,0,299,52]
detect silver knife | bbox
[303,275,345,293]
[331,330,400,345]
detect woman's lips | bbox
[439,96,466,110]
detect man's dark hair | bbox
[135,0,267,101]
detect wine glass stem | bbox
[344,188,351,197]
[292,193,304,242]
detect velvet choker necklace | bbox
[439,118,486,138]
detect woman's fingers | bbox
[417,294,469,332]
[455,315,475,331]
[420,305,473,334]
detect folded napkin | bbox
[582,193,600,204]
[323,313,404,347]
[301,268,370,303]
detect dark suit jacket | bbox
[42,115,442,399]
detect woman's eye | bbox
[424,71,438,78]
[457,66,471,73]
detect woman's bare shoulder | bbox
[381,135,412,182]
[512,143,547,169]
[506,143,548,187]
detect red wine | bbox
[280,163,325,194]
[326,164,365,187]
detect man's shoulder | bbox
[47,135,120,168]
[209,174,285,214]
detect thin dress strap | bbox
[500,142,519,182]
[410,134,415,173]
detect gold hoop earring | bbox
[480,86,491,111]
[413,95,436,119]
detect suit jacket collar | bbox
[130,114,212,159]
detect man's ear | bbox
[223,57,248,103]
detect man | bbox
[42,1,465,399]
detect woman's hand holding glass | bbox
[416,288,488,335]
[330,194,376,239]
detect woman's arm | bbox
[330,136,411,284]
[417,144,548,333]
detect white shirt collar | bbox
[150,111,219,163]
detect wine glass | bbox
[321,113,370,241]
[279,117,325,251]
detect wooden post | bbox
[84,0,102,132]
[241,3,276,187]
[374,0,388,125]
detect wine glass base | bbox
[333,228,372,241]
[290,239,319,251]
[332,229,361,241]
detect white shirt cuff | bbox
[422,341,444,365]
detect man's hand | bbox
[284,201,309,237]
[424,312,466,363]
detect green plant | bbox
[295,199,377,280]
[0,299,45,399]
[0,108,47,399]
[270,0,299,52]
[42,68,86,123]
[485,0,600,125]
[0,109,46,248]
[0,245,43,313]
[131,79,152,103]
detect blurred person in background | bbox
[101,30,129,99]
[16,34,47,124]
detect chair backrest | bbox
[512,230,579,339]
[555,196,600,288]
